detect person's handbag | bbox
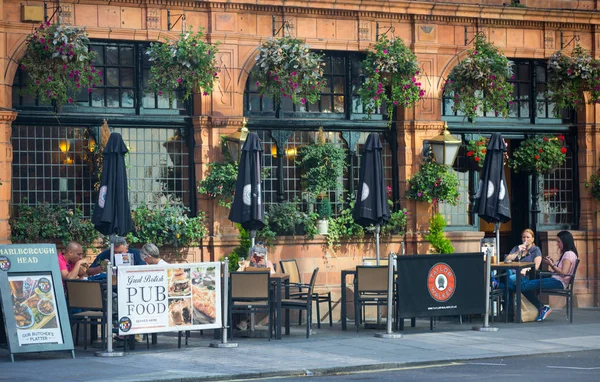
[520,295,539,323]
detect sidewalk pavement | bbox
[1,308,599,382]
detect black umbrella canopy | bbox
[92,132,133,236]
[474,133,511,224]
[353,133,390,227]
[228,133,265,231]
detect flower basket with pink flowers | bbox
[19,21,100,108]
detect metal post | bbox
[375,225,381,266]
[375,253,402,339]
[211,259,238,348]
[472,223,500,332]
[95,260,125,357]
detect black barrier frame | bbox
[396,252,486,321]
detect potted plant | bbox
[405,160,460,206]
[425,213,454,254]
[326,196,364,249]
[444,34,514,122]
[126,198,207,261]
[358,34,424,126]
[19,21,100,108]
[297,129,347,198]
[547,44,600,115]
[316,199,332,235]
[254,34,325,106]
[509,135,567,174]
[146,27,220,101]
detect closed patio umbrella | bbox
[353,133,390,265]
[228,132,265,247]
[473,132,511,330]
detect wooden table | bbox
[492,261,535,323]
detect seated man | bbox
[58,242,87,281]
[87,236,145,276]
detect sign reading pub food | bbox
[117,262,221,335]
[0,244,74,361]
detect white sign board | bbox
[117,262,221,335]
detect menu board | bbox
[8,274,63,346]
[117,262,221,335]
[0,244,74,361]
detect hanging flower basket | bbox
[465,136,488,170]
[358,35,424,126]
[585,169,600,201]
[509,135,567,174]
[405,160,460,206]
[19,21,100,107]
[146,27,220,101]
[254,35,325,106]
[444,34,514,122]
[547,44,600,115]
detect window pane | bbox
[121,68,134,87]
[143,92,155,108]
[333,77,344,94]
[106,46,119,65]
[518,63,529,80]
[120,47,134,66]
[332,57,344,74]
[91,89,104,107]
[121,89,134,108]
[106,89,119,107]
[520,101,529,118]
[92,46,104,65]
[322,96,332,113]
[334,96,344,113]
[519,84,529,100]
[106,68,119,87]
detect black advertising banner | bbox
[0,244,74,361]
[396,253,485,318]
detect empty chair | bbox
[65,280,107,350]
[354,266,390,331]
[229,271,272,339]
[538,259,580,323]
[362,258,389,266]
[281,268,319,338]
[280,259,332,328]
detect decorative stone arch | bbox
[436,48,473,99]
[3,35,30,91]
[237,47,261,95]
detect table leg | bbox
[341,271,347,331]
[284,279,290,336]
[515,270,522,323]
[276,279,282,340]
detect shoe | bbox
[537,306,552,321]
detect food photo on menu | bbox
[168,268,191,297]
[191,267,217,324]
[9,276,59,332]
[168,298,192,326]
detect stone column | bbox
[0,110,17,244]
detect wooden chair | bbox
[229,271,272,339]
[281,268,319,338]
[354,266,389,331]
[65,280,107,350]
[280,259,332,328]
[538,259,580,323]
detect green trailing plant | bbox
[326,197,364,249]
[297,210,319,240]
[197,162,238,208]
[297,129,347,197]
[254,34,325,106]
[444,34,514,122]
[358,34,424,126]
[547,44,600,115]
[585,167,600,201]
[10,201,99,252]
[126,198,206,249]
[146,27,220,101]
[316,199,332,219]
[509,135,567,174]
[406,160,460,206]
[425,213,454,254]
[19,21,100,107]
[381,208,408,236]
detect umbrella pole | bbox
[375,225,381,266]
[472,222,500,332]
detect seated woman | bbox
[504,228,542,290]
[140,243,168,265]
[239,245,274,274]
[519,230,578,322]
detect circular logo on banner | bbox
[427,262,456,302]
[242,184,252,206]
[38,277,52,293]
[119,317,132,332]
[360,183,370,202]
[0,256,11,271]
[98,185,108,208]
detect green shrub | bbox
[268,202,298,235]
[425,213,454,254]
[316,199,332,219]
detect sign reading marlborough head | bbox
[117,262,221,335]
[396,253,485,318]
[0,244,74,361]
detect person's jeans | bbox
[517,277,564,315]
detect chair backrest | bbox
[565,259,581,290]
[279,259,301,284]
[230,272,270,299]
[65,280,105,310]
[362,258,388,266]
[356,266,388,293]
[245,266,271,273]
